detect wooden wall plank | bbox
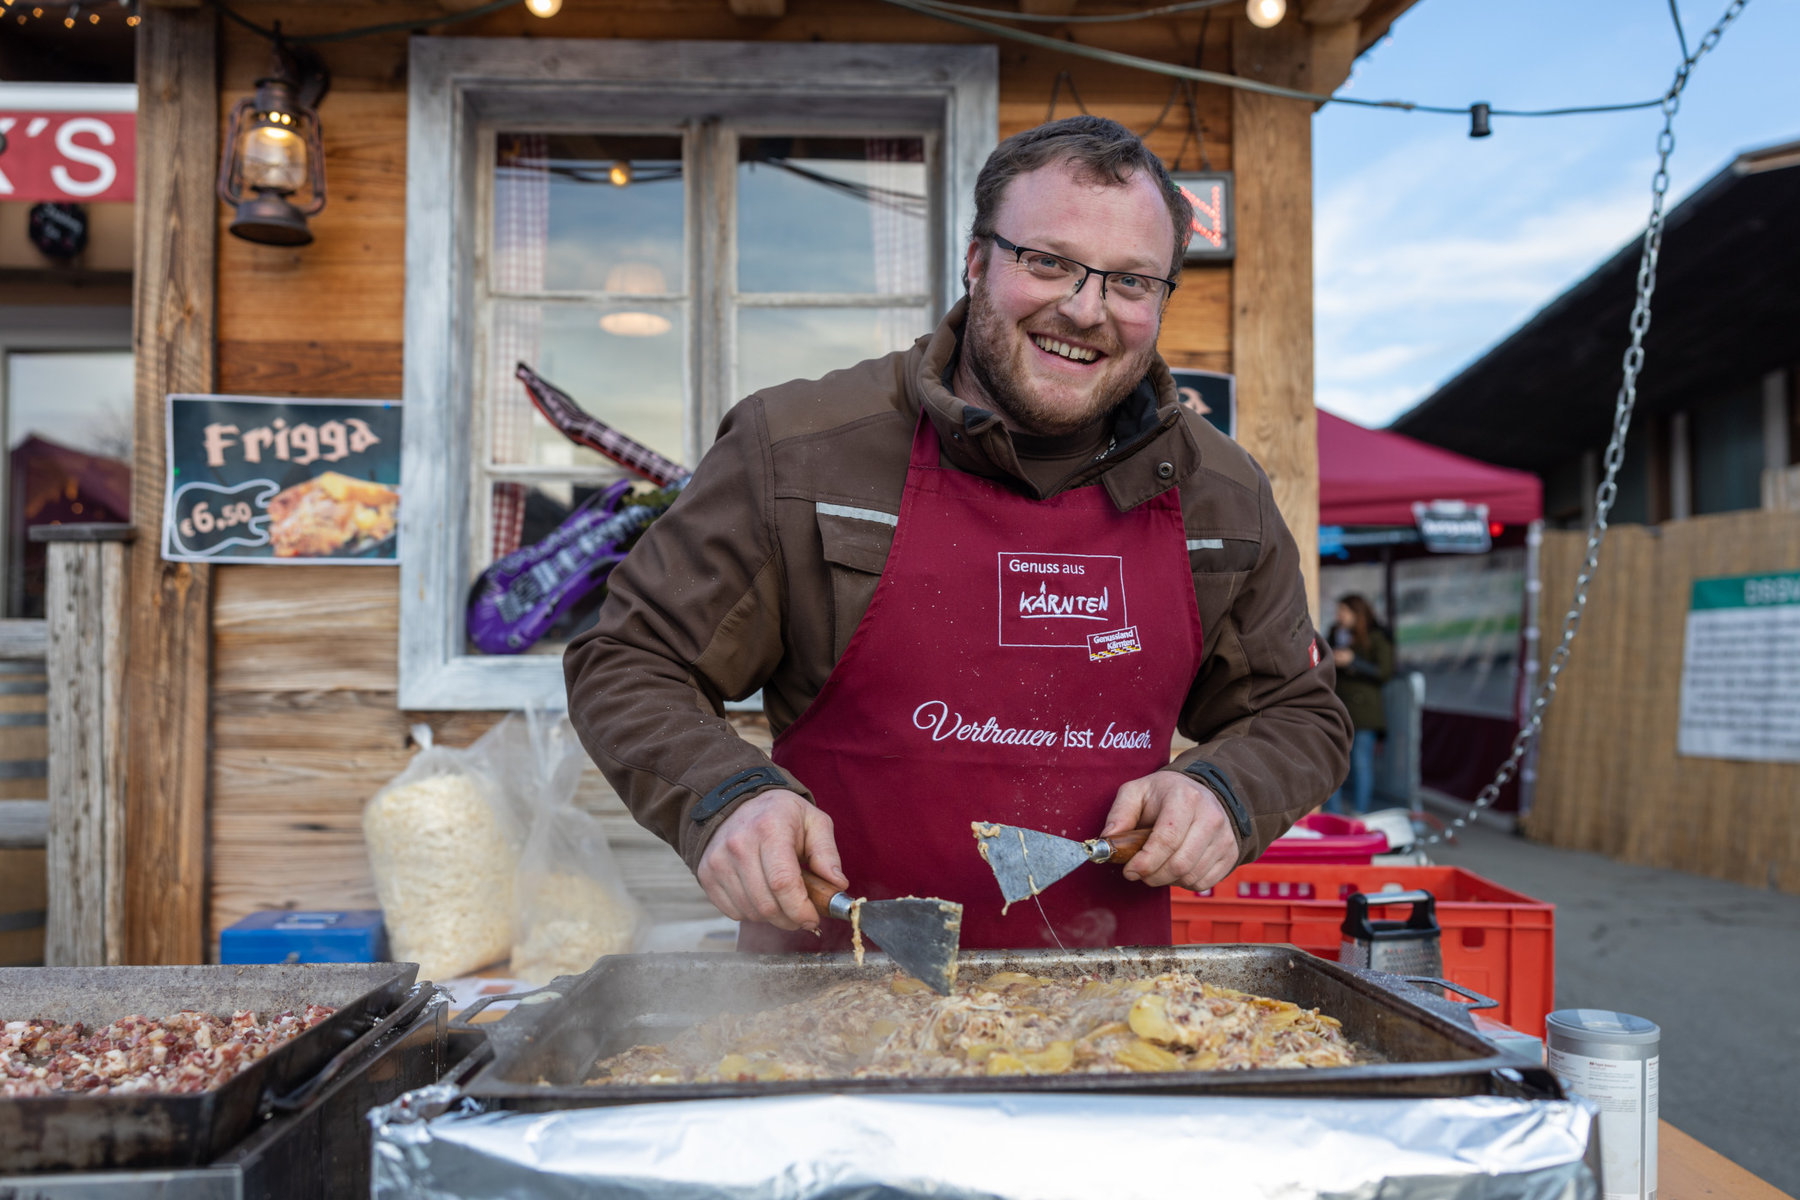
[1229,19,1318,612]
[217,340,403,399]
[128,6,217,965]
[0,847,47,966]
[213,566,400,693]
[45,543,108,966]
[1525,512,1800,895]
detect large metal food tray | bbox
[0,961,419,1173]
[462,944,1560,1110]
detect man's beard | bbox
[961,280,1155,438]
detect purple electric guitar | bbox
[466,366,691,654]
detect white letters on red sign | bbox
[0,111,135,203]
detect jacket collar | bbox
[906,299,1199,510]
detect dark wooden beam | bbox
[127,4,217,965]
[1355,0,1420,54]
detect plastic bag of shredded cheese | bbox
[363,721,527,981]
[509,710,646,985]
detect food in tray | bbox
[585,972,1359,1084]
[1,1006,336,1096]
[266,470,399,557]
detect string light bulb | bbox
[524,0,561,16]
[1245,0,1285,28]
[608,160,632,187]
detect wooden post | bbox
[36,525,134,967]
[128,5,218,964]
[1231,17,1320,615]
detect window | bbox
[401,39,996,709]
[0,307,133,619]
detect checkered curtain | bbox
[867,138,928,353]
[488,133,549,561]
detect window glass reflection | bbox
[737,307,931,399]
[5,350,133,618]
[738,137,927,296]
[495,132,685,296]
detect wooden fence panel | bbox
[1526,512,1800,894]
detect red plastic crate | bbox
[1171,864,1555,1036]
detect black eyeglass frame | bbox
[988,233,1180,305]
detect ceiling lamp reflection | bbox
[1246,0,1285,27]
[600,262,674,338]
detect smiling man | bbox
[566,117,1350,953]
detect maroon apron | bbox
[743,415,1202,952]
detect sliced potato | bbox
[1114,1038,1185,1072]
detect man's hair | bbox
[969,115,1194,284]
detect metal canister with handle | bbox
[1338,889,1443,978]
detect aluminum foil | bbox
[371,1091,1597,1200]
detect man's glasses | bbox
[988,233,1178,308]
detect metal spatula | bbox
[971,821,1155,909]
[801,871,962,994]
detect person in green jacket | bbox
[1325,593,1394,816]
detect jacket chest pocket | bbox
[1187,537,1260,655]
[817,510,896,662]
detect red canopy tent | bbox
[1318,410,1542,526]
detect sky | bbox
[1312,0,1800,429]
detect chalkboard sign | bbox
[161,395,401,564]
[1169,368,1235,440]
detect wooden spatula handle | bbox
[1100,827,1156,867]
[801,870,849,922]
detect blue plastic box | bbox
[219,910,388,964]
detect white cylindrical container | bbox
[1546,1009,1661,1200]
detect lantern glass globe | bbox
[241,123,307,193]
[525,0,562,17]
[1246,0,1285,28]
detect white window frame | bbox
[400,37,997,710]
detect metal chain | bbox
[1419,0,1747,845]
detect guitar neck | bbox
[515,362,692,488]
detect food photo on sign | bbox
[160,394,401,564]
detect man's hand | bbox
[696,789,847,932]
[1101,771,1240,893]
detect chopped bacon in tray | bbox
[1,1006,336,1097]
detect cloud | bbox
[1311,125,1660,428]
[1325,342,1437,383]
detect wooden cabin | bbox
[120,0,1418,964]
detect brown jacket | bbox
[565,302,1351,872]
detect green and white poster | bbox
[1677,571,1800,762]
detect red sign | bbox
[0,111,136,203]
